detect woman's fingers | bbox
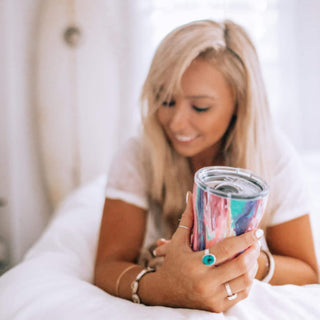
[179,191,193,229]
[197,229,264,266]
[196,244,259,312]
[171,191,194,246]
[220,258,258,297]
[156,238,168,247]
[214,241,261,283]
[213,260,258,311]
[153,191,193,256]
[154,240,170,257]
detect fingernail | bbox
[152,249,157,257]
[186,191,191,204]
[255,229,264,239]
[186,191,190,204]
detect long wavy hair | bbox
[140,20,273,234]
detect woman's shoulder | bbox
[267,126,308,195]
[110,135,145,165]
[267,127,301,170]
[118,135,143,153]
[261,127,310,228]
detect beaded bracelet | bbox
[131,267,155,304]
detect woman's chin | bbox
[172,145,198,158]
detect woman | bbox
[94,20,318,313]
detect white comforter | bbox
[0,175,320,320]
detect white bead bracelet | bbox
[131,267,155,304]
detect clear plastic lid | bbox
[194,166,269,200]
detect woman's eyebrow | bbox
[185,95,216,100]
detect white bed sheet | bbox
[0,174,320,320]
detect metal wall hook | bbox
[63,25,82,48]
[0,198,7,207]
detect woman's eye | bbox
[162,100,175,107]
[192,105,210,113]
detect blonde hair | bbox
[140,20,273,234]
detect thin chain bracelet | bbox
[115,265,137,296]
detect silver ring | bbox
[178,225,189,230]
[225,282,238,300]
[227,293,238,301]
[224,282,233,296]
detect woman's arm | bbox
[94,198,147,297]
[256,214,319,285]
[94,194,264,312]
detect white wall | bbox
[276,0,320,152]
[296,0,320,151]
[0,0,51,267]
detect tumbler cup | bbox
[192,166,269,251]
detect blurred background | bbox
[1,0,320,273]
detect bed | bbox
[0,158,320,319]
[1,2,319,317]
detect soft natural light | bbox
[149,0,280,118]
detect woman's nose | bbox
[169,105,189,131]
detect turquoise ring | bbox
[202,248,216,266]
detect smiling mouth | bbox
[174,134,198,142]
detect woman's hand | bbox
[155,240,268,281]
[144,192,263,313]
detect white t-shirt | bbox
[105,130,310,248]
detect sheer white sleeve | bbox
[105,137,148,210]
[266,131,311,226]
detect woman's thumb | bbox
[174,191,194,244]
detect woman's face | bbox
[157,58,235,161]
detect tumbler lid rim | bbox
[194,166,269,200]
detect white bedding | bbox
[0,174,320,320]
